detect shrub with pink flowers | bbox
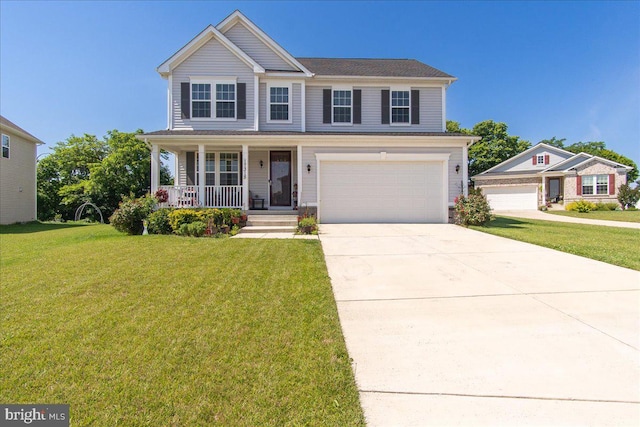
[454,188,493,226]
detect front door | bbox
[270,151,291,206]
[549,178,561,201]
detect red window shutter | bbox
[576,176,582,196]
[609,174,615,195]
[544,155,550,165]
[532,155,537,165]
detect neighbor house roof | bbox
[0,115,45,145]
[296,58,454,79]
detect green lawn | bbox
[470,216,640,271]
[547,209,640,223]
[0,223,365,426]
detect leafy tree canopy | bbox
[37,130,172,221]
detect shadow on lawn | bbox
[485,216,529,229]
[0,221,95,234]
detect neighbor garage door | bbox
[319,161,445,223]
[482,185,538,210]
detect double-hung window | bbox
[195,153,216,185]
[268,85,290,122]
[581,175,609,195]
[333,89,352,124]
[219,153,239,185]
[391,90,410,123]
[1,134,9,159]
[191,79,236,119]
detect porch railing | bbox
[158,185,243,208]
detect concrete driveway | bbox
[320,224,640,426]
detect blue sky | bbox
[1,0,639,167]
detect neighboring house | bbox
[0,116,44,224]
[140,10,479,223]
[473,142,633,211]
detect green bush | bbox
[618,183,640,210]
[147,208,172,234]
[594,202,619,211]
[297,216,318,234]
[168,209,201,231]
[109,195,155,235]
[188,221,207,237]
[565,200,597,213]
[454,189,492,226]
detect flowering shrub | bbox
[109,194,156,235]
[154,188,169,203]
[565,200,597,213]
[147,208,172,234]
[454,189,493,226]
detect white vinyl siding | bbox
[248,150,269,200]
[0,130,37,224]
[171,37,254,130]
[259,83,302,130]
[301,145,462,206]
[493,148,573,173]
[223,22,297,71]
[306,85,443,132]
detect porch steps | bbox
[239,214,298,234]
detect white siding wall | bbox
[494,147,573,173]
[171,37,255,130]
[177,151,187,186]
[223,23,296,71]
[306,85,443,132]
[258,83,303,131]
[301,145,462,205]
[248,150,269,200]
[0,130,37,224]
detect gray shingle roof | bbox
[142,130,470,137]
[296,58,454,78]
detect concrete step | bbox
[246,215,298,227]
[239,225,297,234]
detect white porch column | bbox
[462,143,469,196]
[297,144,303,208]
[150,142,160,194]
[198,144,205,206]
[242,144,249,210]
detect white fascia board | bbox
[264,72,309,79]
[569,154,633,171]
[306,76,455,86]
[156,25,265,76]
[476,142,574,176]
[539,153,589,172]
[1,126,45,145]
[471,173,541,180]
[137,134,475,145]
[216,11,313,77]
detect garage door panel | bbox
[320,161,444,223]
[483,186,538,211]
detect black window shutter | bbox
[181,82,190,119]
[186,152,195,185]
[411,89,420,124]
[323,89,332,124]
[381,90,390,124]
[353,89,362,124]
[237,83,246,119]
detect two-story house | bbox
[140,10,479,223]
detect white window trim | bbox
[266,82,293,124]
[196,151,240,185]
[1,134,9,159]
[190,77,238,121]
[332,86,353,126]
[218,152,241,186]
[390,86,411,127]
[536,154,546,166]
[581,174,609,196]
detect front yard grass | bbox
[0,223,365,426]
[546,209,640,223]
[470,216,640,271]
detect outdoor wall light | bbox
[455,164,460,174]
[307,164,311,173]
[259,160,263,168]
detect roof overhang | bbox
[0,122,45,145]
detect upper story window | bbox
[581,175,609,195]
[333,89,352,124]
[1,134,9,158]
[268,84,290,122]
[190,79,236,120]
[391,90,410,123]
[537,155,545,165]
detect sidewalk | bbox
[498,210,640,229]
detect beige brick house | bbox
[0,116,44,224]
[472,142,632,210]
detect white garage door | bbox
[483,186,538,211]
[319,161,445,223]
